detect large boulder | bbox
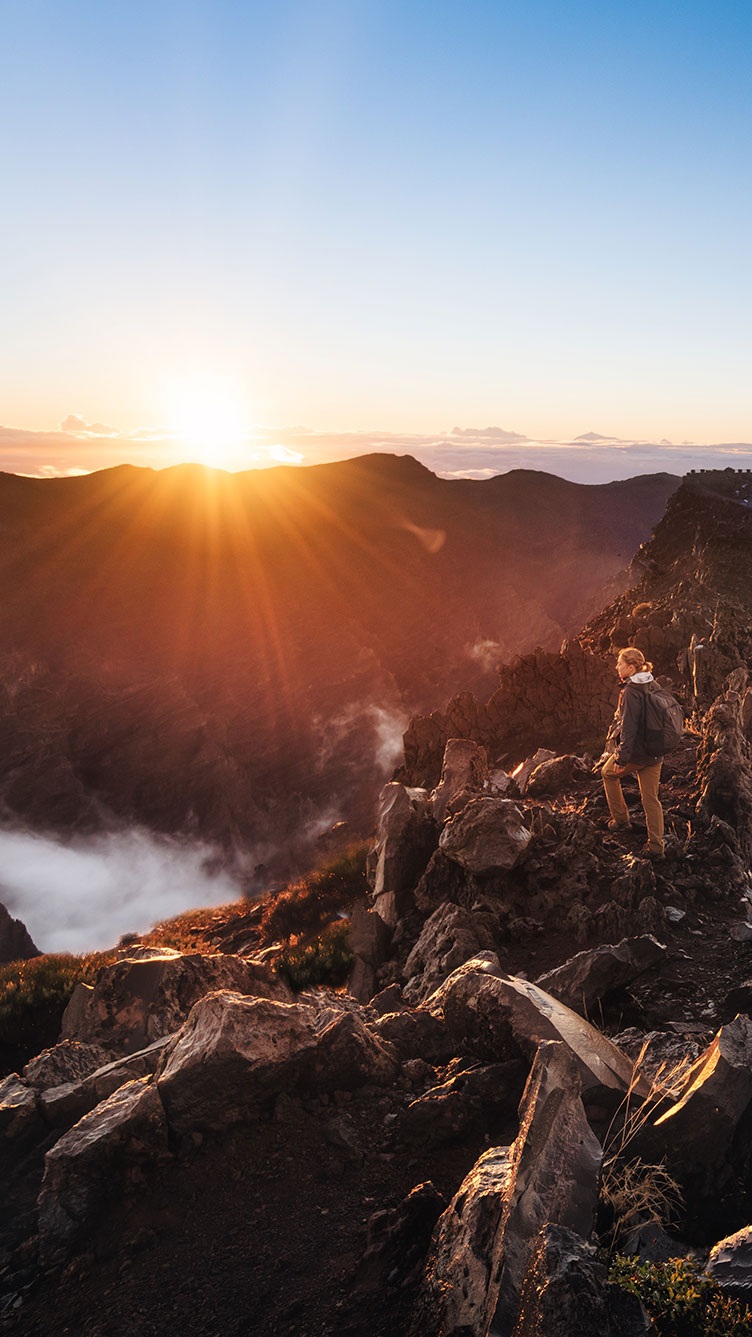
[0,902,40,963]
[512,1226,652,1337]
[525,754,590,797]
[402,902,501,1004]
[369,1006,454,1065]
[417,1145,514,1337]
[536,936,667,1016]
[423,961,648,1104]
[641,1014,752,1202]
[157,992,396,1134]
[494,1042,604,1331]
[430,738,489,823]
[438,798,532,874]
[418,1041,602,1337]
[61,947,292,1053]
[37,1077,169,1265]
[368,783,438,926]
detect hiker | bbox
[601,646,665,859]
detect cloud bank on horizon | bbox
[3,418,752,486]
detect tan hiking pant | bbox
[602,755,664,855]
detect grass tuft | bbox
[260,844,369,945]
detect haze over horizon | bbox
[2,1,750,483]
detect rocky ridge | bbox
[3,471,752,1335]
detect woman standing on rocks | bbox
[601,646,665,860]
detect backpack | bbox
[641,686,684,756]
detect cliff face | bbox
[0,457,676,867]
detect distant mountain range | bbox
[0,455,678,874]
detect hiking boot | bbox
[607,819,632,831]
[643,844,666,861]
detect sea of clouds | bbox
[0,827,245,955]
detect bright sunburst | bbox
[165,378,252,471]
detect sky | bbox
[2,0,751,482]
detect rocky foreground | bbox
[4,470,752,1334]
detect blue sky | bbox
[2,0,751,474]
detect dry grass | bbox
[598,1041,694,1256]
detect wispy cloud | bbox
[2,417,752,483]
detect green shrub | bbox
[276,921,354,990]
[0,951,115,1074]
[609,1256,752,1336]
[260,844,369,945]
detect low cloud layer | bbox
[0,828,244,954]
[2,418,752,484]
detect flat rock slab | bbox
[536,935,667,1015]
[424,959,648,1100]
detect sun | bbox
[164,378,252,471]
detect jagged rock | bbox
[157,993,397,1135]
[642,1014,752,1194]
[493,1042,604,1331]
[430,738,489,823]
[706,1225,752,1301]
[418,1041,602,1337]
[512,749,557,796]
[37,1077,169,1265]
[370,982,404,1015]
[536,935,667,1016]
[696,671,752,863]
[512,1225,652,1337]
[525,754,590,797]
[0,1072,43,1159]
[424,962,648,1103]
[0,902,40,963]
[722,979,752,1021]
[38,1036,174,1129]
[368,783,438,926]
[438,798,531,874]
[61,947,292,1054]
[369,1007,454,1065]
[414,848,482,913]
[23,1040,113,1091]
[417,1145,514,1337]
[400,1060,526,1150]
[348,900,391,1003]
[402,902,501,1004]
[362,1182,447,1289]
